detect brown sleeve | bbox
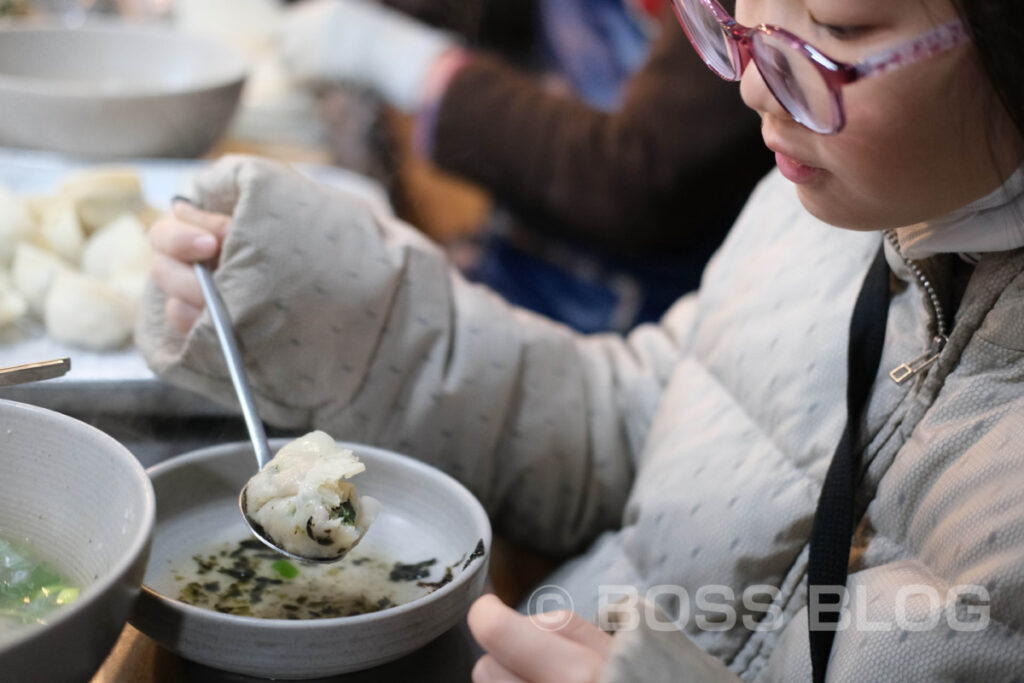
[429,8,774,255]
[381,0,535,45]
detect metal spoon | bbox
[0,357,71,387]
[194,263,345,564]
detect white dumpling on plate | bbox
[80,213,152,279]
[0,270,28,328]
[11,241,70,314]
[0,187,35,268]
[58,167,145,233]
[43,270,135,350]
[106,269,149,319]
[35,198,85,265]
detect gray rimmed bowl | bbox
[132,439,491,679]
[0,20,248,159]
[0,398,156,682]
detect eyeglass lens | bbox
[676,0,838,133]
[752,32,835,133]
[674,0,739,78]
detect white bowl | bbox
[0,21,248,159]
[0,398,155,681]
[132,439,491,679]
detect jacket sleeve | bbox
[428,7,771,255]
[598,563,1024,682]
[599,597,742,683]
[135,155,696,555]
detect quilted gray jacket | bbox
[137,157,1024,681]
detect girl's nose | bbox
[739,57,789,122]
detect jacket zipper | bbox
[883,230,949,384]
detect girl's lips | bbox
[774,150,825,184]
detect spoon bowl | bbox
[237,485,363,564]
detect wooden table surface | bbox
[91,622,483,682]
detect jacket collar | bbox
[895,162,1024,261]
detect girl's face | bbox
[737,0,1024,230]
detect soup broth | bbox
[154,538,445,619]
[0,538,79,642]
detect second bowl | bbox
[0,20,248,159]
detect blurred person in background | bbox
[279,0,772,332]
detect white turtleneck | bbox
[896,163,1024,261]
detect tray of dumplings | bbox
[0,148,389,416]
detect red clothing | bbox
[630,0,667,19]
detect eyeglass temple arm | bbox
[853,20,968,79]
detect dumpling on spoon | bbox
[243,431,379,560]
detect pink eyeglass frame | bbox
[673,0,969,133]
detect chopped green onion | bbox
[272,560,299,579]
[328,501,357,525]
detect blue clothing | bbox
[466,210,722,333]
[538,0,653,110]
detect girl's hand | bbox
[148,200,231,334]
[468,594,612,683]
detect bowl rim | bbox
[0,398,156,653]
[0,19,250,98]
[138,438,492,629]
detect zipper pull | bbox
[889,336,947,384]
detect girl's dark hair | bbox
[952,0,1024,139]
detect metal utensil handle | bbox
[0,357,71,387]
[193,263,273,469]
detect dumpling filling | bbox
[243,431,380,560]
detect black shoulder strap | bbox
[808,241,891,682]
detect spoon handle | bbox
[194,263,273,469]
[0,357,71,387]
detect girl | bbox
[140,0,1024,679]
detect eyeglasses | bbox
[671,0,968,133]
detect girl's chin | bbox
[795,184,885,232]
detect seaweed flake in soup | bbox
[157,538,441,619]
